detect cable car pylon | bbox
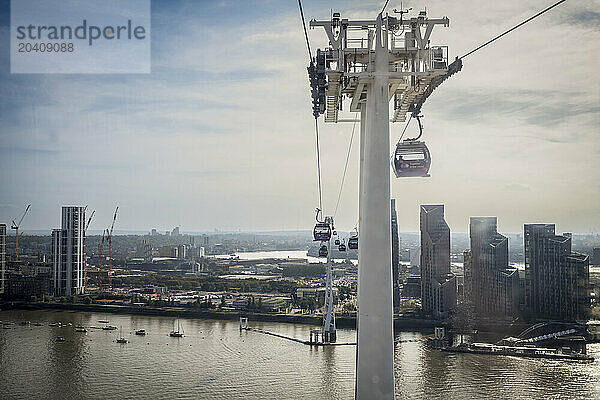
[312,210,337,342]
[306,6,452,399]
[301,1,569,397]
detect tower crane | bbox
[11,204,30,262]
[98,229,107,292]
[107,206,118,291]
[83,209,95,290]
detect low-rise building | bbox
[3,272,52,300]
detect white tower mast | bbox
[309,8,451,399]
[322,216,336,343]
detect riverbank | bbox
[1,301,441,331]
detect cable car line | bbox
[459,0,568,60]
[333,114,358,218]
[393,0,568,178]
[409,0,568,117]
[380,0,391,15]
[297,0,312,61]
[314,119,324,211]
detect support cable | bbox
[390,115,413,162]
[333,113,358,218]
[380,0,391,15]
[314,119,323,212]
[298,0,324,213]
[297,0,312,61]
[460,0,567,60]
[407,0,568,118]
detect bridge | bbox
[509,322,587,345]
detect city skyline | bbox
[1,0,598,233]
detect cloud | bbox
[503,183,530,192]
[433,87,598,137]
[0,0,598,233]
[561,10,600,28]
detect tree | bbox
[343,302,356,313]
[451,300,476,345]
[298,297,317,312]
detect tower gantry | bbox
[308,8,452,400]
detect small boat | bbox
[135,329,147,336]
[98,320,109,324]
[116,326,128,343]
[75,326,87,333]
[49,322,61,327]
[102,325,118,331]
[20,321,30,326]
[33,322,43,326]
[169,318,184,338]
[56,337,66,342]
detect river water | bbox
[1,310,599,399]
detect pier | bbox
[442,343,594,362]
[242,326,356,346]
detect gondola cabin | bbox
[348,236,358,250]
[319,244,328,257]
[313,222,332,241]
[392,140,431,178]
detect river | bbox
[213,250,358,265]
[1,310,599,399]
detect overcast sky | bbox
[0,0,598,234]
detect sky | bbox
[0,0,598,234]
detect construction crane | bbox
[83,209,95,290]
[11,204,30,262]
[107,206,118,291]
[98,229,106,292]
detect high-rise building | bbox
[178,244,186,260]
[464,217,519,318]
[420,205,456,318]
[592,248,600,266]
[391,199,400,310]
[0,224,5,295]
[52,206,86,296]
[524,224,590,321]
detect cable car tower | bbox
[308,7,453,399]
[313,211,337,343]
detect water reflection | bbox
[1,310,599,399]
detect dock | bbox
[442,343,594,362]
[244,327,356,346]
